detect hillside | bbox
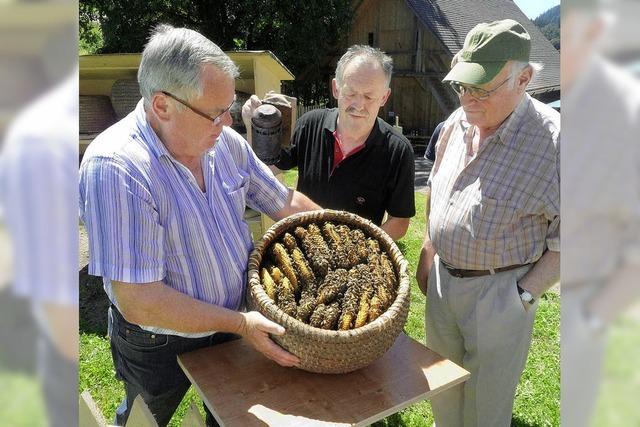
[534,5,560,50]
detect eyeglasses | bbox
[161,91,235,125]
[449,76,512,100]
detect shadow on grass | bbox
[79,265,109,336]
[395,240,408,255]
[371,414,546,427]
[511,416,545,427]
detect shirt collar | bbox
[493,94,531,145]
[133,98,173,160]
[457,94,531,146]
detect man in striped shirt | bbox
[79,25,319,426]
[416,20,560,426]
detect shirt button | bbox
[151,334,156,339]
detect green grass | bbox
[592,312,640,427]
[0,370,46,427]
[79,170,560,426]
[79,334,207,426]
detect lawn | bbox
[79,170,560,426]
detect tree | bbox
[533,5,560,50]
[79,0,353,104]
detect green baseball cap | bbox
[443,19,531,85]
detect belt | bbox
[441,260,530,278]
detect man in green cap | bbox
[416,19,560,426]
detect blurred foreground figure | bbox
[0,2,78,426]
[0,37,78,427]
[562,0,640,426]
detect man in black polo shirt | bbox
[244,45,415,239]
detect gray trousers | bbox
[425,255,538,427]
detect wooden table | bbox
[178,333,469,427]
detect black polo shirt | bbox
[276,108,415,225]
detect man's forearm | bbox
[416,187,434,295]
[269,164,283,175]
[38,303,79,361]
[272,189,321,221]
[518,250,560,298]
[381,216,410,240]
[113,280,245,334]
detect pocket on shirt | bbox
[226,186,248,217]
[221,171,249,194]
[466,197,518,241]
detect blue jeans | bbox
[108,305,238,426]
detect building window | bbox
[368,32,374,47]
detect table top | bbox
[178,333,469,427]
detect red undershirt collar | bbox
[332,130,365,174]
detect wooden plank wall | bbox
[346,0,455,134]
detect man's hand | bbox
[242,93,292,145]
[237,311,300,367]
[416,240,436,296]
[271,189,321,221]
[242,95,263,145]
[416,187,434,296]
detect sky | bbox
[513,0,560,19]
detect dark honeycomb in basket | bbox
[259,222,398,330]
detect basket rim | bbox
[247,209,410,339]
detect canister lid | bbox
[251,104,282,127]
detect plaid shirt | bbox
[429,94,560,270]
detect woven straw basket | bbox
[246,209,410,374]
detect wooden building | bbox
[79,51,294,155]
[335,0,560,139]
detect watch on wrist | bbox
[516,284,535,305]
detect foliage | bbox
[78,0,353,104]
[79,3,101,55]
[533,5,560,50]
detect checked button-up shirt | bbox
[428,94,560,270]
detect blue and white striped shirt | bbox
[79,100,288,337]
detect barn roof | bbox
[404,0,560,94]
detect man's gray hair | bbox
[508,61,544,88]
[138,24,240,108]
[335,45,393,88]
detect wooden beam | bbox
[412,76,454,116]
[126,395,159,427]
[79,391,108,427]
[180,403,206,427]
